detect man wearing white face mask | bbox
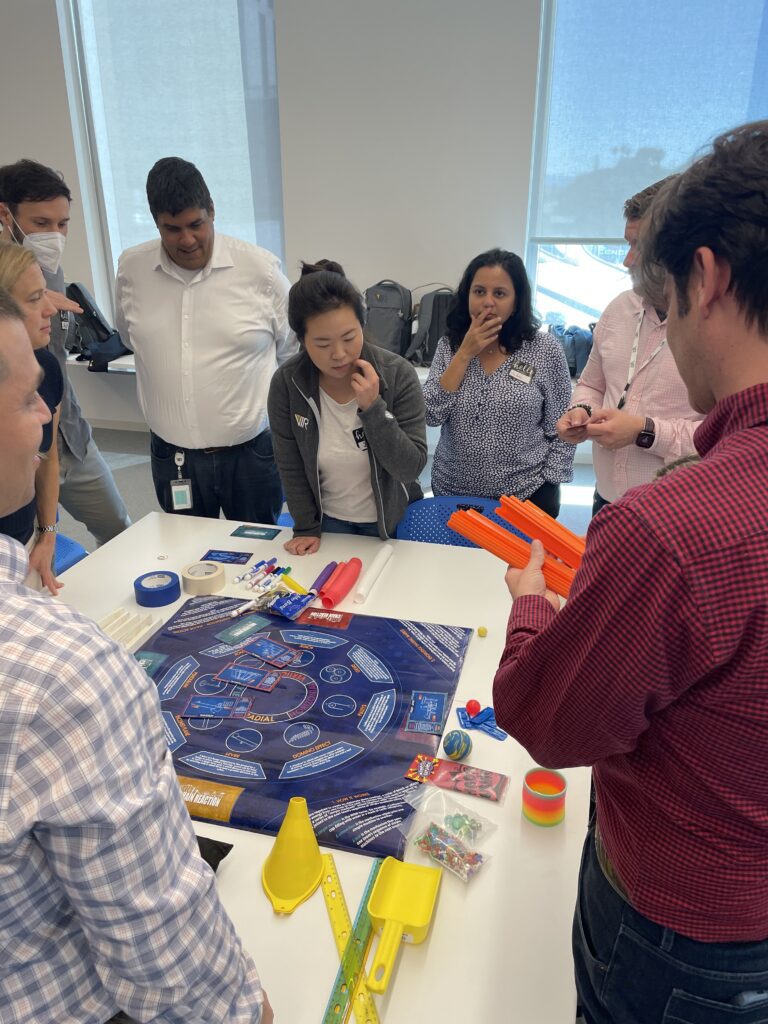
[0,159,130,546]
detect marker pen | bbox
[252,574,285,596]
[234,559,265,585]
[281,575,309,595]
[229,598,258,619]
[309,561,337,594]
[246,563,279,589]
[243,556,277,582]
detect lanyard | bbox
[616,309,667,410]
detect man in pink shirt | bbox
[556,179,702,514]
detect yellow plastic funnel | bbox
[261,797,323,914]
[366,857,442,993]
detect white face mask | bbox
[22,231,66,275]
[4,210,67,274]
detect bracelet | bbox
[37,524,59,534]
[567,402,593,418]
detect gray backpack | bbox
[405,287,454,366]
[364,280,412,355]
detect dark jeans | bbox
[321,514,379,537]
[528,481,561,519]
[574,828,768,1023]
[591,490,611,517]
[150,430,282,525]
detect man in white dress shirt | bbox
[115,157,297,524]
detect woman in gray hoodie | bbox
[268,262,426,555]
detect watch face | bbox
[636,432,655,449]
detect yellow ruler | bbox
[321,853,382,1024]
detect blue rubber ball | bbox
[443,729,472,761]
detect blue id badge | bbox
[171,452,193,511]
[171,480,193,511]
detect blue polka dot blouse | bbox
[423,332,575,499]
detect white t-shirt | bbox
[317,390,377,523]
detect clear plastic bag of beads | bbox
[406,789,496,882]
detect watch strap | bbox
[635,417,656,449]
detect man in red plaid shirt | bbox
[494,120,768,1023]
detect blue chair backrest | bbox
[395,496,528,547]
[55,534,88,574]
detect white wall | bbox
[1,0,542,299]
[0,0,96,292]
[274,0,541,290]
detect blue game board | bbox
[136,596,471,858]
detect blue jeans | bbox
[150,430,282,525]
[574,828,768,1023]
[591,490,610,517]
[321,515,379,537]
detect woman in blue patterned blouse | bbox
[423,249,574,517]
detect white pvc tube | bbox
[353,544,394,604]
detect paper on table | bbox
[353,544,394,604]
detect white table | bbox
[60,511,589,1022]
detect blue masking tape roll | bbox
[134,570,181,607]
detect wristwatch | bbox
[37,523,59,534]
[635,417,656,449]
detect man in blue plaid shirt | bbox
[0,289,272,1023]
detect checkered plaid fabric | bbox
[494,384,768,942]
[0,538,265,1023]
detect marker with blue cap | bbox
[246,559,279,589]
[234,558,267,585]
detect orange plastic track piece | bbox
[447,509,575,597]
[496,495,585,569]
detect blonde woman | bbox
[0,242,63,592]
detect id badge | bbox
[171,478,193,511]
[509,358,535,384]
[171,451,193,510]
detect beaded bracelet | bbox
[567,402,593,418]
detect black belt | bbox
[154,429,265,456]
[198,444,245,455]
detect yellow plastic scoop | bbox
[261,797,323,914]
[366,857,442,993]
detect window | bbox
[67,0,284,273]
[528,0,768,329]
